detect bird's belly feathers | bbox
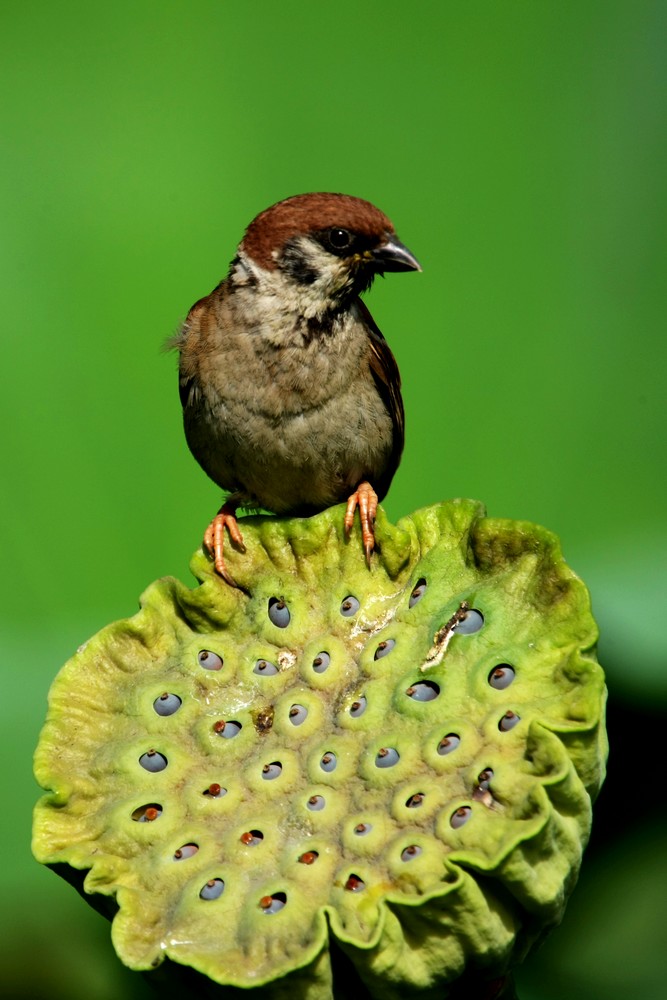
[184,376,394,514]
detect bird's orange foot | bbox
[203,501,246,586]
[344,481,379,566]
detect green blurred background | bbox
[2,1,665,997]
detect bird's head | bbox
[235,193,420,316]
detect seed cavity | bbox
[454,608,484,635]
[307,794,325,811]
[375,747,400,768]
[199,878,224,900]
[289,704,308,726]
[259,892,286,913]
[268,597,290,628]
[240,830,263,846]
[312,651,331,674]
[499,711,520,732]
[450,806,472,829]
[401,844,422,861]
[374,639,395,660]
[138,749,168,772]
[262,761,282,780]
[409,578,427,607]
[213,720,242,738]
[298,851,319,864]
[320,751,337,772]
[203,783,226,798]
[437,733,460,756]
[406,792,424,808]
[131,803,162,823]
[254,658,278,676]
[488,664,515,689]
[153,692,181,716]
[349,696,367,717]
[344,874,365,892]
[354,822,372,836]
[198,649,223,670]
[406,681,440,701]
[340,596,360,617]
[173,843,198,861]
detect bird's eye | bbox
[329,227,351,249]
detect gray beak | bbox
[372,236,422,273]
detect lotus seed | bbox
[406,681,440,701]
[488,665,515,689]
[131,803,162,822]
[454,608,484,635]
[260,892,286,914]
[354,823,372,835]
[375,747,400,768]
[340,595,360,617]
[406,792,424,808]
[374,639,395,660]
[401,845,422,861]
[312,651,330,673]
[477,768,494,788]
[268,597,290,628]
[153,692,181,716]
[451,806,472,829]
[254,659,278,675]
[349,696,367,717]
[214,720,242,738]
[344,874,365,892]
[320,752,337,772]
[298,851,319,864]
[240,830,263,846]
[437,733,461,755]
[307,795,325,811]
[199,878,224,900]
[262,761,282,780]
[173,843,198,860]
[499,711,520,732]
[288,704,308,726]
[138,749,168,772]
[408,578,427,607]
[198,650,223,670]
[203,783,226,797]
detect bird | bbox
[172,192,420,585]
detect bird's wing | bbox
[357,298,405,496]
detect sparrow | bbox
[172,192,420,585]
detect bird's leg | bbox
[344,481,379,566]
[203,498,246,586]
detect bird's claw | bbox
[344,481,378,566]
[203,502,246,586]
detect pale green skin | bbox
[33,500,607,999]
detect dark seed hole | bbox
[198,649,223,670]
[488,664,516,689]
[199,878,224,900]
[139,749,168,772]
[131,803,162,823]
[340,595,360,617]
[268,597,290,628]
[406,792,424,808]
[374,638,396,660]
[344,874,365,892]
[499,711,520,732]
[240,829,264,846]
[153,692,181,716]
[406,680,440,702]
[259,891,287,913]
[408,578,427,607]
[174,843,199,861]
[437,733,460,756]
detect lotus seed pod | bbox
[33,499,607,999]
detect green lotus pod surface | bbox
[33,500,607,998]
